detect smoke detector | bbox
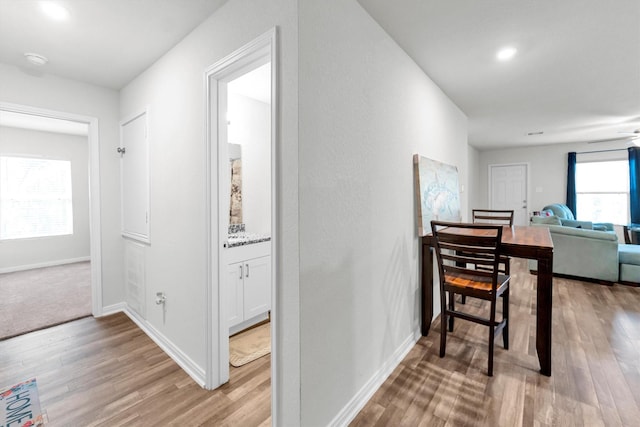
[24,53,48,66]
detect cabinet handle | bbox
[245,263,249,278]
[239,265,243,279]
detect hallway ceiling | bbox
[0,0,227,90]
[1,1,638,149]
[358,0,640,149]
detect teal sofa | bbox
[529,219,619,283]
[619,244,640,285]
[541,203,613,231]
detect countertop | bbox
[226,233,271,248]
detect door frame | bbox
[204,27,278,417]
[488,162,531,226]
[0,101,103,315]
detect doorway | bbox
[488,163,529,226]
[204,28,278,417]
[0,102,103,334]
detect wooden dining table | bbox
[421,225,554,376]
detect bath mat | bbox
[1,378,45,427]
[229,322,271,367]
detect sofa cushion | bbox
[560,219,593,229]
[531,215,562,226]
[543,224,618,241]
[620,263,640,284]
[619,244,640,265]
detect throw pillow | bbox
[531,215,562,226]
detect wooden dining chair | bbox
[472,209,513,272]
[472,209,514,227]
[458,209,514,305]
[431,220,511,376]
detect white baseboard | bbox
[328,328,421,427]
[99,302,127,317]
[229,312,269,336]
[0,256,91,274]
[121,306,207,388]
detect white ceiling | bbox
[0,0,227,90]
[358,0,640,149]
[228,62,272,104]
[0,1,638,149]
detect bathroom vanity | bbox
[226,234,271,335]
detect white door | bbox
[490,164,528,226]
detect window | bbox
[0,156,73,240]
[576,160,629,225]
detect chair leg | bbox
[503,287,510,350]
[461,295,467,304]
[440,311,447,358]
[448,291,455,332]
[488,300,496,377]
[440,290,448,358]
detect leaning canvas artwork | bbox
[413,154,461,235]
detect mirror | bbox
[228,143,242,225]
[226,61,271,236]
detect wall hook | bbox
[155,292,166,305]
[117,147,126,155]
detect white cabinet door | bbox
[243,256,271,319]
[227,262,244,328]
[121,110,149,242]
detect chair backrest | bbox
[431,221,503,291]
[623,225,632,244]
[472,209,514,226]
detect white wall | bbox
[467,144,482,220]
[477,139,631,215]
[298,1,468,424]
[0,63,122,307]
[119,0,299,423]
[0,126,90,271]
[227,93,271,235]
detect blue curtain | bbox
[566,152,577,217]
[629,147,640,223]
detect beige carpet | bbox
[0,262,92,340]
[229,322,271,367]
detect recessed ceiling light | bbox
[24,53,49,66]
[40,1,70,21]
[496,47,517,62]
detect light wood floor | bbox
[351,259,640,426]
[1,260,639,426]
[0,313,271,426]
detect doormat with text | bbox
[1,378,45,427]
